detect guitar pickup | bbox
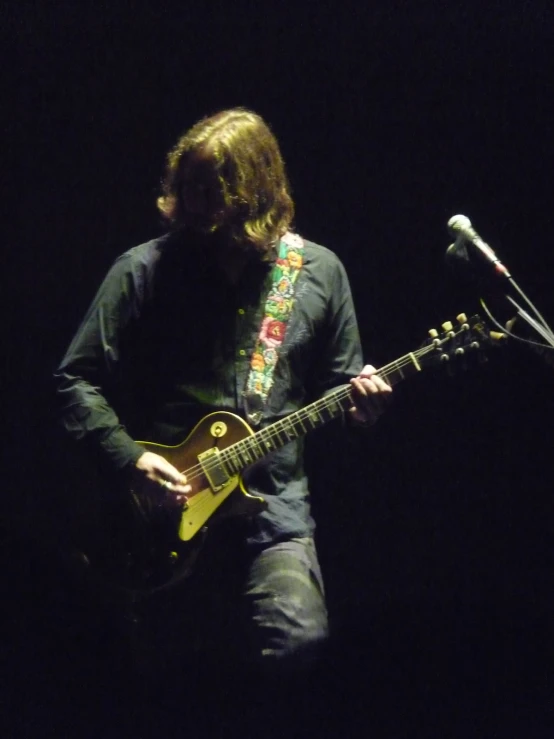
[197,447,231,492]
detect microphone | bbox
[447,215,511,278]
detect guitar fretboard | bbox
[219,347,432,474]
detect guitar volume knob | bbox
[210,421,228,438]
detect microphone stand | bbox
[502,280,554,348]
[446,224,554,354]
[480,275,554,352]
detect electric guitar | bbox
[88,313,497,595]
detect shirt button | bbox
[237,308,245,315]
[239,349,247,356]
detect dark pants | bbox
[131,535,329,679]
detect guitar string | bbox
[174,344,442,487]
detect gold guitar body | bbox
[137,411,268,541]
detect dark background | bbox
[3,2,554,736]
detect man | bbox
[54,108,392,675]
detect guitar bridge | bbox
[197,447,231,492]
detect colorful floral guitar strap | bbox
[244,231,304,425]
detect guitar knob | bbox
[428,328,439,339]
[441,321,453,332]
[456,313,468,324]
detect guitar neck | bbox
[219,348,428,475]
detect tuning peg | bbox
[441,321,453,332]
[428,328,441,345]
[456,313,470,331]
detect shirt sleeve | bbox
[315,256,365,395]
[53,252,147,470]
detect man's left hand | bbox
[349,364,392,426]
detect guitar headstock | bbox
[380,314,505,387]
[423,313,504,368]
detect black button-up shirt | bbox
[54,231,364,545]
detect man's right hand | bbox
[133,451,191,505]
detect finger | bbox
[357,366,392,389]
[162,492,189,509]
[359,364,377,376]
[160,480,192,495]
[352,376,391,394]
[161,475,190,489]
[352,377,384,396]
[157,462,189,486]
[350,378,368,397]
[172,483,192,495]
[158,483,191,509]
[363,376,392,393]
[169,490,190,505]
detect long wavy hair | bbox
[157,109,295,259]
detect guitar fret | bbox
[328,399,339,414]
[276,428,286,443]
[322,406,333,422]
[307,408,319,425]
[391,363,404,380]
[274,428,287,445]
[261,432,273,452]
[251,438,264,460]
[337,393,353,412]
[284,423,297,440]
